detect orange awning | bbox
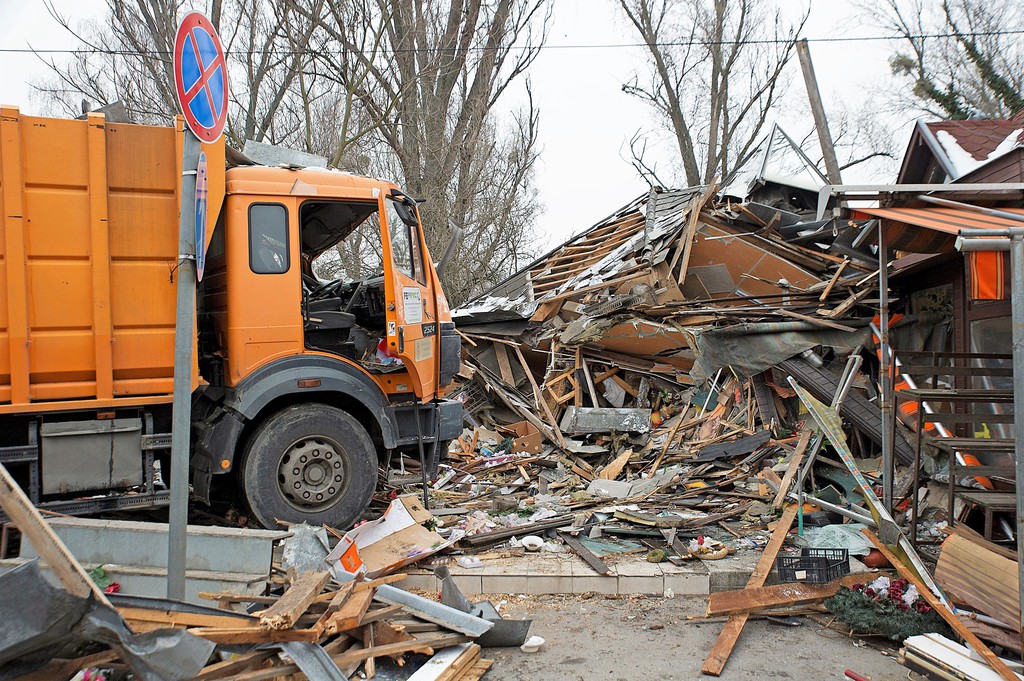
[853,205,1024,253]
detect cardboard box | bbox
[498,420,543,454]
[326,495,455,579]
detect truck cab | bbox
[0,109,461,529]
[193,165,462,528]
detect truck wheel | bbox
[241,404,377,529]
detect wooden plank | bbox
[818,259,849,301]
[775,307,857,332]
[117,606,254,629]
[773,430,811,510]
[493,342,516,386]
[327,580,357,612]
[707,573,866,616]
[935,532,1019,633]
[326,587,375,633]
[558,531,610,575]
[646,406,689,476]
[193,650,277,681]
[198,591,279,605]
[863,529,1019,681]
[0,464,111,605]
[701,503,798,676]
[599,448,633,480]
[352,604,406,626]
[258,571,330,630]
[513,345,566,448]
[187,626,323,644]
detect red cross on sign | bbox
[173,12,228,143]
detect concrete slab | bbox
[396,551,747,596]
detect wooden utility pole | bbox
[796,39,842,184]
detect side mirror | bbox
[437,219,462,278]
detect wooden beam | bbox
[701,503,798,676]
[0,464,111,605]
[707,573,866,616]
[117,606,254,630]
[773,430,812,510]
[863,529,1019,681]
[558,531,609,575]
[326,587,375,634]
[258,571,330,630]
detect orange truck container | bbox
[0,108,462,528]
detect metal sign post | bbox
[168,131,200,600]
[168,10,227,600]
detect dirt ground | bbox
[479,593,911,681]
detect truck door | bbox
[382,194,437,400]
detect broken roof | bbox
[899,116,1024,182]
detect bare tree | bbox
[872,0,1024,119]
[311,0,551,304]
[35,0,549,305]
[618,0,808,187]
[33,0,344,153]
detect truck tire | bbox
[241,403,377,530]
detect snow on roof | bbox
[932,125,1024,179]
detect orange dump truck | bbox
[0,108,462,528]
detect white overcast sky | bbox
[0,0,916,249]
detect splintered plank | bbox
[706,573,865,616]
[326,587,375,634]
[187,625,322,644]
[701,503,798,676]
[258,571,330,630]
[863,529,1019,681]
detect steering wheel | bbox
[309,278,344,299]
[301,272,320,292]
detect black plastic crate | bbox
[775,548,850,584]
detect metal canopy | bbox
[854,205,1024,253]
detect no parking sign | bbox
[173,12,228,143]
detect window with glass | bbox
[386,197,424,284]
[249,204,289,274]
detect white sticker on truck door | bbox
[402,287,423,324]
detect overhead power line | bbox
[3,28,1024,57]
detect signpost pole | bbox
[168,9,226,602]
[168,130,201,600]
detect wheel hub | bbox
[278,438,347,511]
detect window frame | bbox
[248,202,291,275]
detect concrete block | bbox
[572,574,618,595]
[663,572,710,595]
[480,575,530,594]
[560,406,650,434]
[400,572,439,592]
[21,517,286,574]
[617,575,664,595]
[522,574,573,594]
[451,574,483,595]
[612,561,663,577]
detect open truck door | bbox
[381,193,439,400]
